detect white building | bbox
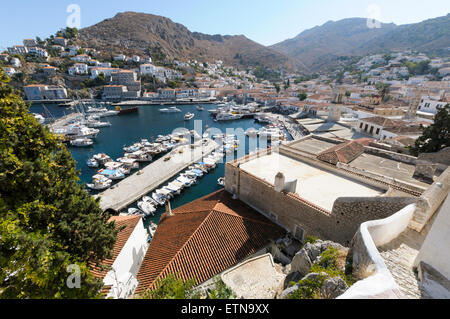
[10,57,21,67]
[91,215,149,299]
[71,54,91,63]
[90,67,118,79]
[418,98,448,115]
[28,47,49,59]
[68,63,89,76]
[4,67,16,76]
[7,45,28,55]
[114,54,127,61]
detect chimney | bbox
[274,172,285,193]
[165,200,174,217]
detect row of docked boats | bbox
[126,151,224,218]
[85,132,193,191]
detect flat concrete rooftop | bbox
[349,153,429,189]
[239,152,384,211]
[289,138,337,155]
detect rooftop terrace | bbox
[239,152,384,211]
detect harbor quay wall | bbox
[225,159,417,246]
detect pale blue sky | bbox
[1,0,449,50]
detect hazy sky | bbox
[1,0,449,49]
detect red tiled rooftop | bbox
[135,189,285,295]
[317,140,366,165]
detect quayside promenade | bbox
[96,138,219,212]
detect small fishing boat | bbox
[70,138,93,147]
[137,201,156,217]
[196,105,204,111]
[142,196,159,207]
[156,188,174,199]
[97,169,125,180]
[93,153,112,165]
[176,175,195,187]
[184,112,195,120]
[159,107,181,113]
[186,169,204,178]
[87,158,99,168]
[116,105,139,115]
[152,192,167,206]
[128,208,142,216]
[87,175,112,190]
[218,177,225,186]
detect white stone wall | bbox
[414,194,450,287]
[103,218,149,299]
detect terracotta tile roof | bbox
[90,215,142,279]
[317,140,366,165]
[135,190,285,295]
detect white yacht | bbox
[33,113,45,124]
[184,112,195,120]
[93,153,112,165]
[70,138,93,147]
[97,169,125,180]
[215,113,243,121]
[159,107,181,113]
[152,192,167,206]
[137,201,156,217]
[87,158,99,168]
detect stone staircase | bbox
[378,229,431,299]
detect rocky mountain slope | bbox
[270,14,450,73]
[78,12,300,72]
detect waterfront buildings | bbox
[24,84,68,101]
[107,70,141,99]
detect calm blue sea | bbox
[29,103,275,224]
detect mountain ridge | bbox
[78,12,300,72]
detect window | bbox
[365,124,368,131]
[359,123,363,129]
[369,126,374,134]
[294,225,305,241]
[376,128,380,135]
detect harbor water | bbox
[30,103,274,225]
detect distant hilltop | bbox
[77,11,300,73]
[77,12,450,74]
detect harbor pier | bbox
[97,138,219,213]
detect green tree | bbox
[375,82,391,100]
[64,27,78,39]
[274,83,281,94]
[409,104,450,156]
[298,92,307,101]
[205,277,235,299]
[0,68,117,298]
[142,274,199,299]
